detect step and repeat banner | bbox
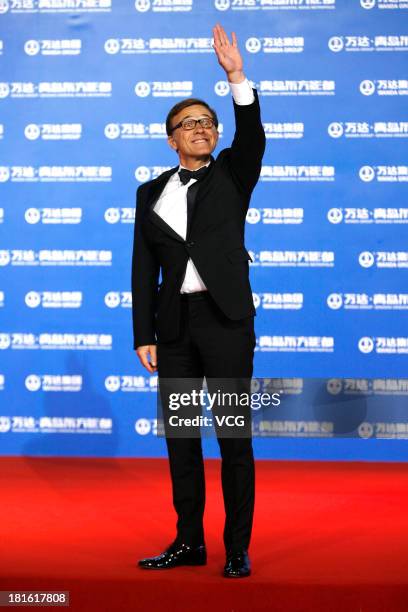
[0,0,407,460]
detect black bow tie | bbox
[178,165,209,185]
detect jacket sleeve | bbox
[228,88,266,196]
[131,184,160,349]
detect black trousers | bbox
[157,291,256,554]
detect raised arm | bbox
[212,24,265,194]
[213,23,245,86]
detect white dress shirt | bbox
[153,78,255,294]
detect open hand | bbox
[212,23,244,83]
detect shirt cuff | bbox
[229,78,255,106]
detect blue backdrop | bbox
[0,0,407,460]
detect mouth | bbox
[192,138,208,144]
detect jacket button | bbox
[186,241,195,248]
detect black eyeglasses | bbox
[170,117,216,133]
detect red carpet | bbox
[1,457,408,611]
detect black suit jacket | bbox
[131,89,265,348]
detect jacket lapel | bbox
[145,157,216,243]
[146,166,185,243]
[187,157,216,238]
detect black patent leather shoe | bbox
[223,550,251,578]
[138,541,207,569]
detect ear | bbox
[167,135,178,153]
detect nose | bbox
[193,121,204,133]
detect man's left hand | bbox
[212,23,245,84]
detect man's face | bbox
[167,104,219,162]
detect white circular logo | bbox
[360,0,376,8]
[104,39,120,55]
[0,416,11,433]
[0,334,11,349]
[252,293,261,309]
[328,37,344,53]
[25,291,41,308]
[135,418,151,435]
[24,124,41,140]
[326,379,342,395]
[135,0,150,10]
[358,422,374,438]
[25,208,41,224]
[134,81,151,97]
[214,0,230,8]
[327,293,343,310]
[328,122,344,138]
[0,251,10,266]
[360,80,375,96]
[327,208,343,224]
[24,40,40,56]
[250,378,261,393]
[0,1,10,15]
[105,292,120,308]
[246,208,261,224]
[246,37,262,54]
[358,337,374,354]
[0,83,10,98]
[105,376,121,392]
[359,166,375,182]
[214,80,230,97]
[0,167,10,182]
[104,208,120,224]
[25,374,42,392]
[135,166,151,182]
[359,251,375,268]
[104,123,120,139]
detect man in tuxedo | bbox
[132,24,265,578]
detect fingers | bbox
[150,345,157,368]
[231,31,238,48]
[219,24,229,46]
[136,345,157,374]
[212,25,221,49]
[213,23,230,48]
